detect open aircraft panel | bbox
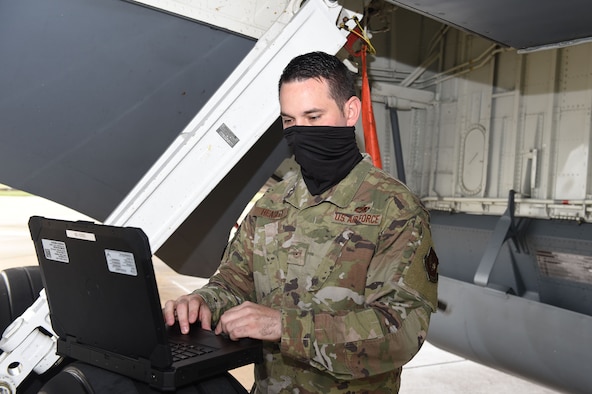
[0,0,254,221]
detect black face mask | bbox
[283,125,363,195]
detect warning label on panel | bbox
[105,249,138,277]
[41,239,69,263]
[536,250,592,284]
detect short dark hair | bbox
[278,51,357,111]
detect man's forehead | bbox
[278,76,344,121]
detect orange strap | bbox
[361,46,382,168]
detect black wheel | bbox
[0,266,43,333]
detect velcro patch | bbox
[332,212,382,225]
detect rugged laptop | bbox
[28,216,262,391]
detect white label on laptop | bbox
[105,249,138,276]
[66,229,96,242]
[41,239,70,263]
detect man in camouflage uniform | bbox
[164,51,438,393]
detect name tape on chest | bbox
[252,207,288,220]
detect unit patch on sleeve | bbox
[424,247,439,283]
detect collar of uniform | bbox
[284,155,373,209]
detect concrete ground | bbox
[0,194,564,393]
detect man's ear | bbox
[344,96,361,127]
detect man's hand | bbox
[163,293,212,334]
[216,301,281,342]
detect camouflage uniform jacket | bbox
[193,156,439,393]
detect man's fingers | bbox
[215,302,281,341]
[163,299,178,326]
[175,298,192,334]
[162,294,211,334]
[198,302,212,331]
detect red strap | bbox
[361,46,382,168]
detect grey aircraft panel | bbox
[386,0,592,51]
[0,0,254,221]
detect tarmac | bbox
[0,194,564,393]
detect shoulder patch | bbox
[424,247,439,283]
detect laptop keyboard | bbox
[169,341,216,362]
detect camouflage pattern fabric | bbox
[193,156,438,393]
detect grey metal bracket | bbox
[473,190,527,288]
